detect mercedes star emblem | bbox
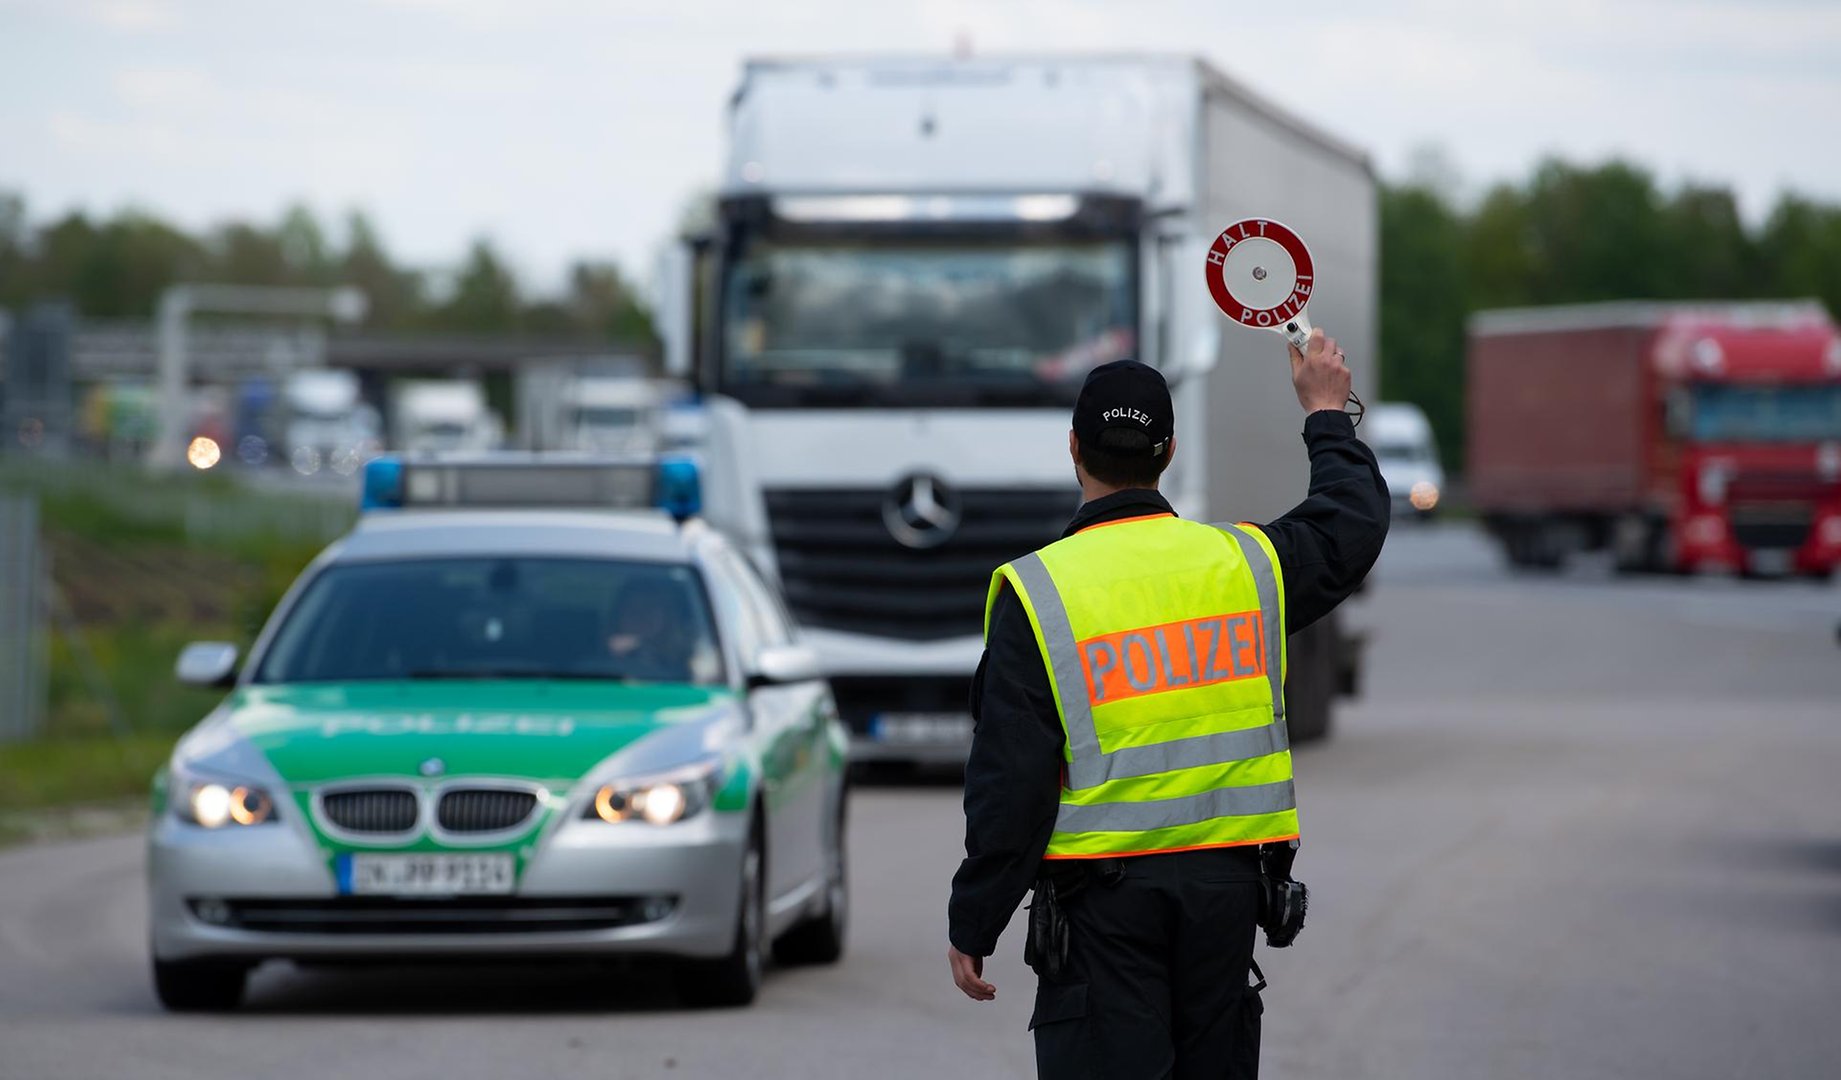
[883,473,963,550]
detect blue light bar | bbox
[657,457,702,520]
[361,456,404,510]
[358,452,704,519]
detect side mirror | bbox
[749,643,821,688]
[656,239,697,379]
[176,642,239,688]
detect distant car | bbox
[148,455,849,1011]
[1368,403,1446,519]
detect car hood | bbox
[210,681,740,785]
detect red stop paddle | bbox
[1203,217,1363,425]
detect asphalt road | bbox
[4,524,1839,1080]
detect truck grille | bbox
[203,896,673,935]
[436,788,539,834]
[1730,504,1812,551]
[764,487,1078,641]
[320,789,419,834]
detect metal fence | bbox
[0,459,357,548]
[0,493,48,742]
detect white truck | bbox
[516,366,666,455]
[282,369,381,476]
[661,54,1378,759]
[390,379,502,453]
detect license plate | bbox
[1747,549,1793,576]
[337,853,515,897]
[873,712,974,745]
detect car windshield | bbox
[255,557,725,686]
[1689,384,1841,442]
[720,237,1136,407]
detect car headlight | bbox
[584,761,720,826]
[179,780,277,828]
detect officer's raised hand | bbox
[1288,327,1352,414]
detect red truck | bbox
[1467,301,1841,577]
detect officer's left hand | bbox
[948,944,996,1001]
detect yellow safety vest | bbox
[985,513,1297,859]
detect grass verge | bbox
[2,459,337,839]
[0,732,178,812]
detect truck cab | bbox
[1660,312,1841,576]
[390,380,502,454]
[662,55,1379,755]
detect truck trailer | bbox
[661,54,1379,757]
[1468,301,1841,576]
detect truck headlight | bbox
[182,781,276,828]
[585,761,720,826]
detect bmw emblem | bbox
[418,757,445,778]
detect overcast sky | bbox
[1,0,1837,295]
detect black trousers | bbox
[1031,848,1264,1080]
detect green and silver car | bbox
[148,457,849,1010]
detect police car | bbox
[147,454,849,1010]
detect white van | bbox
[1368,403,1445,519]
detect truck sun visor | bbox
[773,193,1080,224]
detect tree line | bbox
[6,160,1841,473]
[1380,158,1841,470]
[0,194,653,346]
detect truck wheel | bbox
[677,829,766,1008]
[1283,617,1336,743]
[1612,515,1651,574]
[774,801,848,966]
[152,957,248,1012]
[1645,522,1687,576]
[1500,521,1535,568]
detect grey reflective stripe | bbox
[1055,779,1296,835]
[1098,720,1289,780]
[1009,553,1102,769]
[1219,525,1285,720]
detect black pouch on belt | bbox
[1025,862,1104,980]
[1258,842,1309,948]
[1022,880,1063,979]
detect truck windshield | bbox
[255,558,726,686]
[720,237,1136,407]
[572,406,642,430]
[1689,384,1841,442]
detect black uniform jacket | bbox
[948,409,1391,957]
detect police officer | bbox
[946,328,1389,1078]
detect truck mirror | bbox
[657,241,696,379]
[1664,386,1691,438]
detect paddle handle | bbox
[1279,312,1364,426]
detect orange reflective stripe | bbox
[1041,832,1299,860]
[1075,512,1176,534]
[1079,611,1266,704]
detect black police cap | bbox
[1072,359,1173,457]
